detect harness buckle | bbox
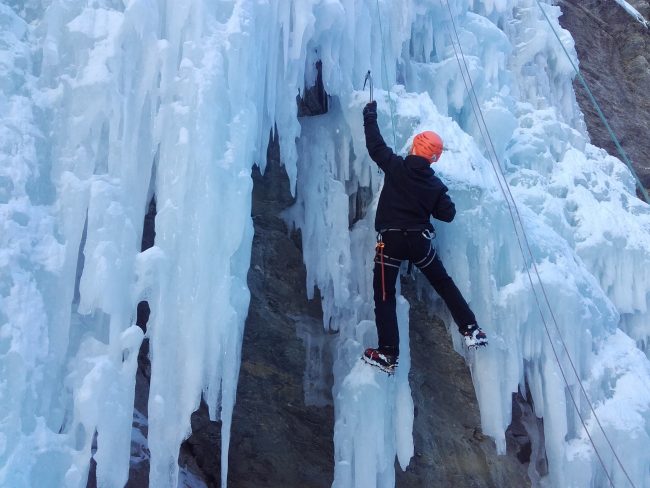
[421,229,435,240]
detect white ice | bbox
[1,1,650,487]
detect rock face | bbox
[162,130,531,487]
[227,133,336,487]
[125,3,649,486]
[216,133,530,487]
[558,0,650,193]
[396,281,532,488]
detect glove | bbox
[363,101,377,120]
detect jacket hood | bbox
[405,154,434,172]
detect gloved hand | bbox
[363,100,377,120]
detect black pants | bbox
[373,230,476,354]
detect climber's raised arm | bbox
[363,101,402,174]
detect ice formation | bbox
[1,0,649,487]
[613,0,649,28]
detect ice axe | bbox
[363,70,373,102]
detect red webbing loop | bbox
[376,241,386,301]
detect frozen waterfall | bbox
[1,0,649,487]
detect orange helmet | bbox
[411,131,443,163]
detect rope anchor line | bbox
[536,0,649,205]
[441,0,638,487]
[374,0,398,150]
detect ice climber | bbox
[361,100,488,374]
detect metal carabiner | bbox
[421,229,435,240]
[363,70,373,102]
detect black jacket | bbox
[364,114,456,232]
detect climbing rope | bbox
[536,0,650,204]
[440,1,638,487]
[374,0,399,150]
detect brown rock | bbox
[559,0,650,194]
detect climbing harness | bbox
[413,229,437,270]
[441,1,638,486]
[376,229,437,281]
[380,228,435,238]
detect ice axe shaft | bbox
[363,70,373,102]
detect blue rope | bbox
[536,0,650,204]
[375,0,398,150]
[443,1,637,486]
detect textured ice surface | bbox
[1,1,649,487]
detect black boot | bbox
[362,346,398,374]
[460,324,488,349]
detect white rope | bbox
[440,2,637,486]
[374,0,398,150]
